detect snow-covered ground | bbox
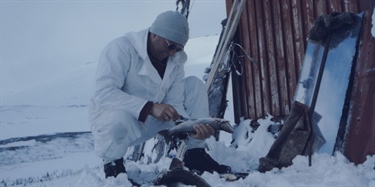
[1,2,375,187]
[1,35,374,187]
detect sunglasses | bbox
[165,39,184,52]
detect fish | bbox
[159,117,234,143]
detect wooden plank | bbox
[302,0,316,32]
[225,0,233,15]
[328,0,344,12]
[274,0,292,115]
[291,0,305,84]
[238,1,254,119]
[357,0,373,13]
[345,10,375,164]
[262,0,278,116]
[344,0,358,13]
[315,0,328,16]
[244,0,260,119]
[247,0,262,119]
[254,0,269,118]
[301,0,316,72]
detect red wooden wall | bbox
[226,0,374,164]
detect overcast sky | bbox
[1,1,226,94]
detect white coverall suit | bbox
[89,29,208,161]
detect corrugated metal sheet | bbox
[227,0,374,164]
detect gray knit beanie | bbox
[150,11,189,46]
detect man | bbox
[89,10,231,179]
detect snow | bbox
[1,2,375,187]
[1,35,374,187]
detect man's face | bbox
[149,34,184,61]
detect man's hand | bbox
[150,103,180,122]
[189,124,216,140]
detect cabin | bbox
[222,0,374,165]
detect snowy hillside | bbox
[1,35,374,187]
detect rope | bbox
[226,42,257,76]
